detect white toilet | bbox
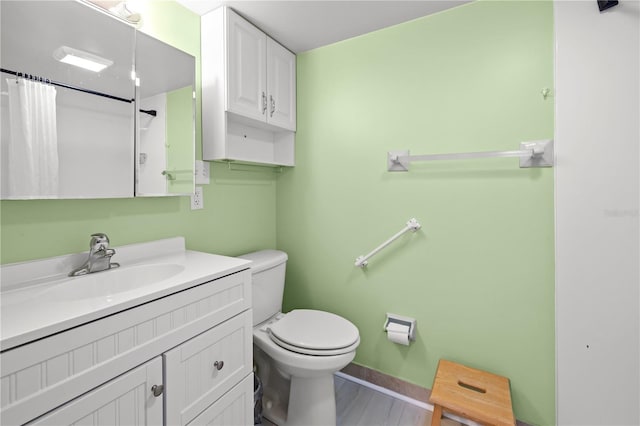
[239,250,360,426]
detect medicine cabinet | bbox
[135,32,195,196]
[0,0,195,200]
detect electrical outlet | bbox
[195,160,210,185]
[190,186,204,210]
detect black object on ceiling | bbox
[598,0,619,12]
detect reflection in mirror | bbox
[0,1,135,199]
[135,32,195,196]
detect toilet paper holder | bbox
[383,313,416,342]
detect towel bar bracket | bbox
[387,150,410,171]
[518,140,554,168]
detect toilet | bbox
[239,250,360,426]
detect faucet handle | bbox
[90,233,110,251]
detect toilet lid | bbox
[267,309,359,351]
[269,332,360,356]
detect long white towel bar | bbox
[355,218,421,268]
[387,139,553,171]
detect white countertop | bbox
[0,238,252,351]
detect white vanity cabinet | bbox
[164,310,253,425]
[1,262,253,426]
[187,375,253,426]
[202,6,296,166]
[29,357,164,426]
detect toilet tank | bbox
[238,250,288,326]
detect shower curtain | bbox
[5,77,59,197]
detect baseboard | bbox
[339,363,532,426]
[335,372,434,411]
[336,368,475,426]
[340,363,432,404]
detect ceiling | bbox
[174,1,470,53]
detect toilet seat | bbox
[268,332,361,356]
[267,309,360,356]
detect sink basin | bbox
[0,237,254,352]
[48,263,185,302]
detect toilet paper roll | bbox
[386,322,411,345]
[387,330,410,345]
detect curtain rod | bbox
[1,68,156,117]
[1,68,134,103]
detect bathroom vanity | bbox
[0,238,253,425]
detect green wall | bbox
[277,2,555,424]
[0,2,276,263]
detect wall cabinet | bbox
[225,10,266,123]
[226,11,296,131]
[0,270,253,426]
[265,38,297,131]
[202,7,296,166]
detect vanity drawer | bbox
[187,373,254,426]
[164,310,252,425]
[0,269,251,426]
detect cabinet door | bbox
[267,38,297,131]
[28,358,163,426]
[186,374,253,426]
[226,9,266,122]
[164,311,253,425]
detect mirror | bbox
[0,1,195,200]
[1,1,135,199]
[135,32,195,196]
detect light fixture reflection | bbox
[53,46,113,72]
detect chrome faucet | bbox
[69,233,120,276]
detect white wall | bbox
[555,1,639,425]
[56,91,134,198]
[137,93,168,195]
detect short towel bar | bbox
[354,218,421,268]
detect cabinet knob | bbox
[151,384,164,397]
[213,360,224,371]
[262,92,267,115]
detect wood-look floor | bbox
[261,374,461,426]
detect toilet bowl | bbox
[239,250,360,426]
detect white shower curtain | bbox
[6,78,59,197]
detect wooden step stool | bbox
[428,359,516,426]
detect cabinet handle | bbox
[262,92,267,115]
[213,360,224,371]
[269,95,275,117]
[151,384,164,397]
